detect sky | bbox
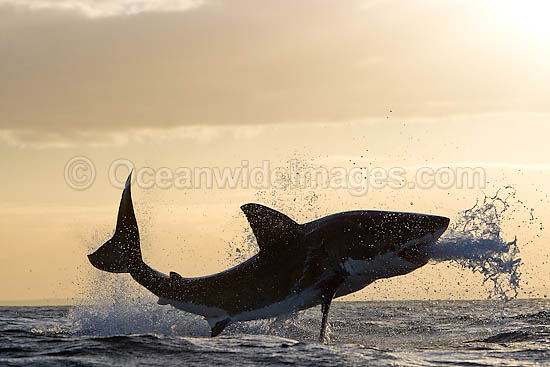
[0,0,549,304]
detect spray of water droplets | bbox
[68,276,210,336]
[426,187,528,301]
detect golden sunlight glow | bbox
[485,0,550,39]
[1,0,550,304]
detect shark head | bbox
[385,212,450,266]
[307,210,450,270]
[360,211,449,264]
[306,210,450,298]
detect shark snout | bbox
[412,213,450,240]
[433,215,450,234]
[398,214,450,265]
[433,215,450,240]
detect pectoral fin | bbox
[319,298,333,343]
[318,271,347,343]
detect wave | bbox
[476,328,550,344]
[510,310,550,324]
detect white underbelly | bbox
[164,299,227,319]
[231,286,321,322]
[161,286,322,328]
[338,252,419,295]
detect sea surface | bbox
[2,186,541,366]
[2,299,550,366]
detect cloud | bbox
[0,0,202,18]
[0,124,267,148]
[3,112,549,150]
[1,0,549,146]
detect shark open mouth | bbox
[398,226,448,266]
[398,242,431,266]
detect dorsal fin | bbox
[240,203,302,253]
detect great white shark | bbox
[88,174,450,341]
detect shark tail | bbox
[88,173,143,273]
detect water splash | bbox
[427,187,526,301]
[225,229,258,265]
[69,276,209,336]
[68,272,315,338]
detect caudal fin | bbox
[88,173,142,273]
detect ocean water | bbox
[2,300,550,366]
[3,188,543,366]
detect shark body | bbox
[88,174,449,341]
